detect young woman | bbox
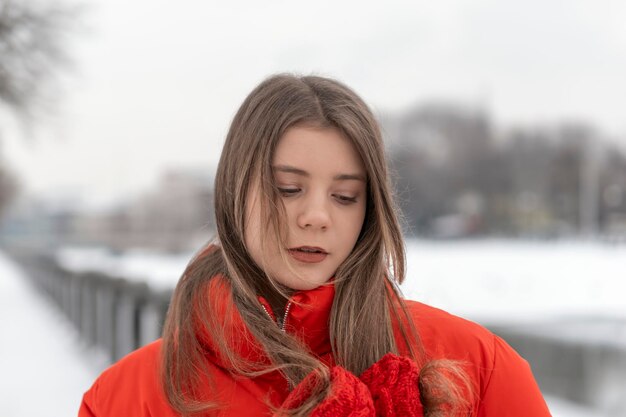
[79,74,551,416]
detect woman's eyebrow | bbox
[273,165,309,177]
[334,172,367,182]
[273,165,366,182]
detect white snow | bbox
[0,251,104,417]
[56,246,191,291]
[545,395,612,417]
[401,239,626,324]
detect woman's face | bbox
[244,126,367,291]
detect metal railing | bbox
[8,248,172,363]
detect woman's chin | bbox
[278,274,332,291]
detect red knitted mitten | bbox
[278,366,375,417]
[359,353,424,417]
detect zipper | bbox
[261,301,292,332]
[281,302,292,331]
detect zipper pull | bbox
[260,301,292,332]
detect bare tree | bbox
[0,0,79,113]
[0,162,16,216]
[0,0,80,215]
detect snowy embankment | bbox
[0,251,104,417]
[401,239,626,324]
[57,239,626,323]
[56,246,190,291]
[546,395,611,417]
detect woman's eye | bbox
[278,187,300,196]
[277,187,357,204]
[334,194,357,204]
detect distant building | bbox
[0,168,215,252]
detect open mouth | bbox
[289,246,328,254]
[288,246,328,263]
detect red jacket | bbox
[79,278,551,416]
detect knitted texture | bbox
[278,366,375,417]
[359,353,424,417]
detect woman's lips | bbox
[288,247,328,263]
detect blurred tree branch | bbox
[0,0,81,217]
[0,0,80,117]
[0,162,17,217]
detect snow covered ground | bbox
[401,239,626,324]
[546,395,612,417]
[6,239,625,416]
[56,246,190,292]
[0,251,105,417]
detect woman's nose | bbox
[296,194,330,230]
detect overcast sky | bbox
[3,0,626,206]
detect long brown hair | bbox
[161,74,473,416]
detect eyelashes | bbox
[334,195,358,204]
[277,187,299,196]
[277,187,358,205]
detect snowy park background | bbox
[2,0,626,416]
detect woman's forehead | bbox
[272,126,366,177]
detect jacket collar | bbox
[201,275,335,371]
[258,280,335,358]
